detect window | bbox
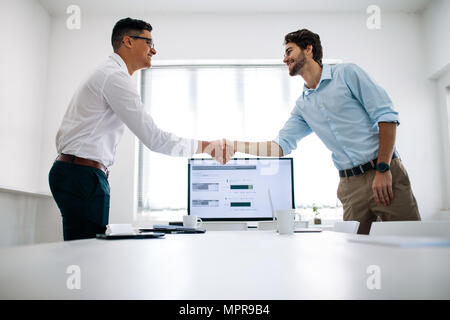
[137,63,342,221]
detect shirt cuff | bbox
[193,140,199,155]
[167,137,199,157]
[376,113,400,126]
[273,137,288,157]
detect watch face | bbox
[376,162,390,172]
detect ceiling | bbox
[39,0,432,16]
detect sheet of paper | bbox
[106,224,135,235]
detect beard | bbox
[289,51,307,76]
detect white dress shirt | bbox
[56,53,198,168]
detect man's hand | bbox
[198,139,235,165]
[372,171,394,206]
[221,138,235,164]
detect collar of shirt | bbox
[302,64,332,99]
[109,53,130,76]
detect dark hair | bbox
[284,29,323,67]
[111,18,153,52]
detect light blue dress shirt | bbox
[275,63,399,171]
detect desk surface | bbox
[1,230,449,299]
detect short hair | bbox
[284,29,323,67]
[111,18,153,52]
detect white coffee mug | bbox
[276,209,300,235]
[183,215,202,228]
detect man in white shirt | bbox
[49,18,233,241]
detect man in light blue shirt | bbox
[276,62,399,172]
[230,29,420,234]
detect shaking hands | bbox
[197,139,282,164]
[198,139,235,165]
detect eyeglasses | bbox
[129,35,154,49]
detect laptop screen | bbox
[188,158,295,221]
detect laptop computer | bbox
[187,158,295,221]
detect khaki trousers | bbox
[337,158,421,235]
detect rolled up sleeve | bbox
[344,63,399,126]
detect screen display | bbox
[188,158,294,220]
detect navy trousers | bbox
[49,160,110,241]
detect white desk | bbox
[0,231,449,299]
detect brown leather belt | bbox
[56,154,109,177]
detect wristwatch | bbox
[375,162,390,173]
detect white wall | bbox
[39,11,444,223]
[422,0,450,78]
[0,0,63,246]
[435,69,450,212]
[0,0,50,191]
[422,0,450,216]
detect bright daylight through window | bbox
[137,63,343,221]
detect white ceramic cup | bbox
[183,215,203,228]
[276,209,301,234]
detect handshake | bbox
[196,139,282,164]
[198,139,236,165]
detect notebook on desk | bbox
[187,158,295,222]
